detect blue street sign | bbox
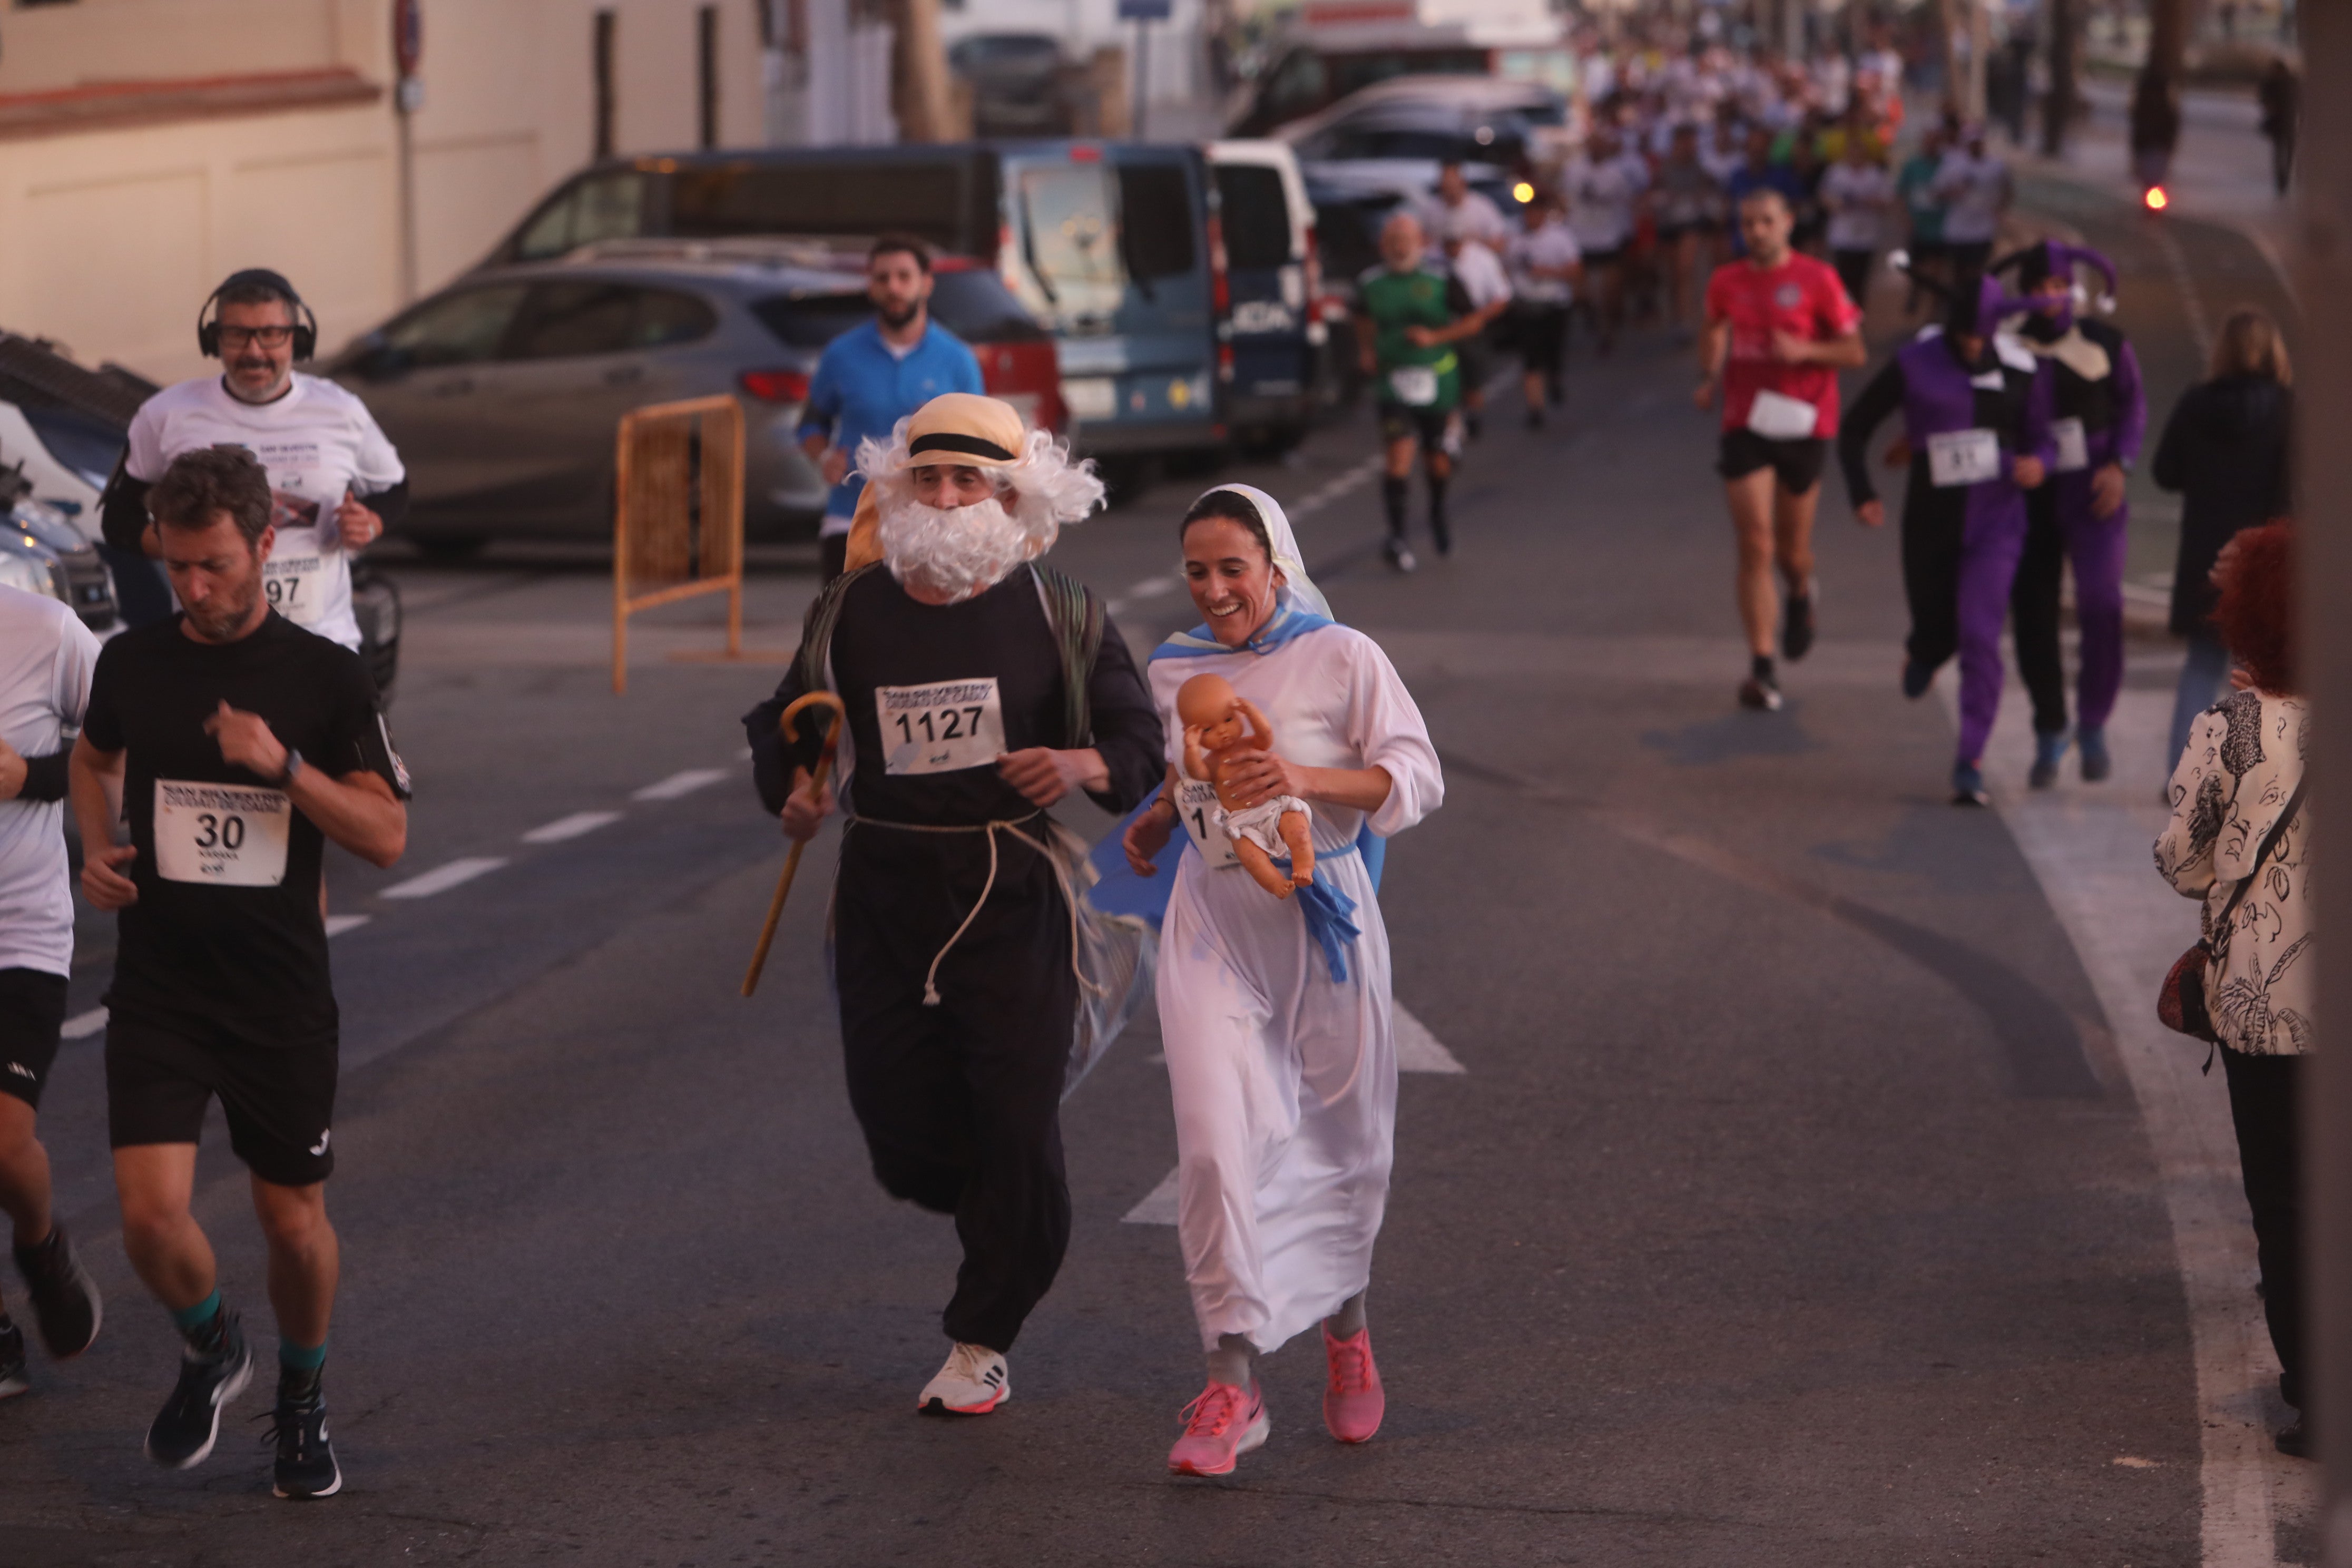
[1118,0,1172,19]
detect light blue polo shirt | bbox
[796,317,985,534]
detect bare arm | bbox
[1771,326,1866,367]
[1121,763,1183,876]
[1218,749,1393,815]
[203,701,406,868]
[71,737,137,909]
[1236,698,1278,752]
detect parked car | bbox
[948,33,1073,137]
[326,243,1060,551]
[1281,75,1568,181]
[0,490,118,634]
[482,143,1230,468]
[1226,8,1571,138]
[1207,140,1322,452]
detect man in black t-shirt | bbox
[70,446,408,1501]
[746,396,1161,1417]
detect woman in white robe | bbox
[1122,484,1443,1476]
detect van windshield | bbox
[515,172,647,261]
[1012,164,1125,325]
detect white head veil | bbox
[1194,483,1334,622]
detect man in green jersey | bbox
[1355,211,1480,572]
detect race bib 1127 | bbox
[877,679,1006,775]
[153,779,292,887]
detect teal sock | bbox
[278,1337,327,1373]
[171,1289,222,1335]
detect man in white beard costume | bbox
[744,394,1163,1415]
[1120,484,1443,1475]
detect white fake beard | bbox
[877,492,1037,603]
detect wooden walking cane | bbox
[741,690,847,997]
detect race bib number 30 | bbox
[878,679,1006,775]
[154,779,292,887]
[1175,775,1240,868]
[1927,428,2002,488]
[263,554,326,625]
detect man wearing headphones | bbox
[102,271,406,653]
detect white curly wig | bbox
[855,419,1107,551]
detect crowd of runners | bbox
[0,14,2311,1506]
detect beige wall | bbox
[0,0,771,382]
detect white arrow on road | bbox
[1122,1003,1463,1226]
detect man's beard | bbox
[877,492,1035,603]
[877,301,920,330]
[183,575,263,641]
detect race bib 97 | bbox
[263,554,326,625]
[877,679,1006,775]
[154,779,292,887]
[1927,428,2002,488]
[1175,774,1240,868]
[2051,417,2090,473]
[1388,366,1439,407]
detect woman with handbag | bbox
[2153,522,2311,1459]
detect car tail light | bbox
[1207,209,1231,318]
[1069,144,1102,162]
[739,369,810,402]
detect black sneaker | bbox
[1737,673,1783,712]
[1781,592,1815,662]
[14,1226,100,1359]
[266,1380,342,1500]
[1524,407,1543,431]
[2276,1418,2311,1459]
[145,1307,252,1469]
[0,1319,26,1399]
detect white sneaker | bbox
[918,1342,1010,1415]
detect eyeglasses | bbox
[217,326,293,350]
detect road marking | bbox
[1122,1003,1462,1224]
[61,1008,106,1041]
[522,810,623,845]
[380,856,508,900]
[632,768,729,802]
[325,914,372,936]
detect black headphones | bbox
[196,268,319,360]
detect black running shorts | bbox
[0,968,68,1110]
[105,1008,337,1187]
[1717,428,1828,495]
[1377,404,1456,453]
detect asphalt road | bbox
[0,187,2284,1565]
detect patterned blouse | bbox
[2155,689,2313,1056]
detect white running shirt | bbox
[1504,222,1583,305]
[1820,161,1895,252]
[0,586,100,977]
[125,374,405,651]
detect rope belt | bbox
[848,811,1099,1007]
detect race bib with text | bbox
[877,679,1006,775]
[263,553,327,625]
[154,779,292,887]
[1175,774,1241,868]
[1387,366,1439,407]
[1745,388,1820,441]
[1927,428,2002,488]
[2051,417,2090,473]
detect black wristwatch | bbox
[275,749,304,789]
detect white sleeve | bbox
[1344,634,1443,839]
[344,392,406,490]
[124,398,168,483]
[52,605,99,731]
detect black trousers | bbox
[833,825,1075,1353]
[2011,488,2069,736]
[1900,496,1964,672]
[1832,248,1874,312]
[2221,1047,2306,1409]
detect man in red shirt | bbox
[1695,188,1867,711]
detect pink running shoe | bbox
[1322,1325,1384,1443]
[1167,1381,1270,1476]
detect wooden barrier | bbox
[611,394,744,694]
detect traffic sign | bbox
[1118,0,1172,19]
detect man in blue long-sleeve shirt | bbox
[798,235,985,581]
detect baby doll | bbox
[1177,672,1315,900]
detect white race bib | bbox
[1927,428,2002,488]
[1387,365,1439,407]
[1175,774,1240,868]
[153,779,292,887]
[1745,388,1820,441]
[263,553,327,626]
[2051,417,2090,473]
[877,679,1005,775]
